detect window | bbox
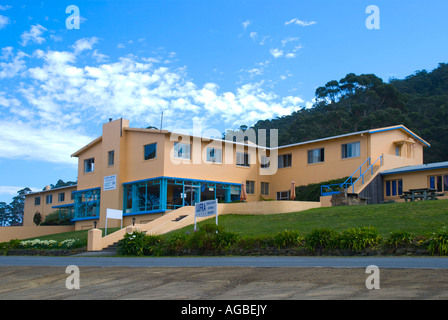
[429,175,448,192]
[34,197,40,206]
[342,142,360,159]
[46,194,52,204]
[385,179,403,197]
[276,191,290,201]
[260,155,270,168]
[246,180,255,194]
[395,146,401,157]
[206,147,222,163]
[261,182,269,196]
[308,148,325,164]
[144,143,157,160]
[278,154,292,168]
[174,142,191,159]
[236,152,250,167]
[58,192,65,202]
[84,158,95,173]
[108,150,115,166]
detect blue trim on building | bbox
[369,126,431,147]
[52,203,74,209]
[381,164,448,175]
[123,209,165,216]
[72,186,101,194]
[71,216,98,222]
[123,176,242,186]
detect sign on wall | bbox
[103,175,117,191]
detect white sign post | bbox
[194,199,218,231]
[105,208,123,236]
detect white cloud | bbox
[285,18,317,27]
[249,32,257,40]
[72,37,98,54]
[20,24,47,46]
[0,15,9,29]
[0,39,306,164]
[0,5,12,11]
[242,20,251,29]
[269,48,284,58]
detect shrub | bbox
[274,230,303,248]
[338,226,382,251]
[185,224,238,254]
[427,226,448,256]
[384,231,415,248]
[117,231,148,256]
[304,228,339,251]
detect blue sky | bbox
[1,0,448,203]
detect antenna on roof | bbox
[160,111,164,132]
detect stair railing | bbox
[320,155,383,196]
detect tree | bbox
[33,212,42,226]
[9,187,32,226]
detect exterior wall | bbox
[369,127,424,165]
[23,186,76,226]
[0,225,75,243]
[383,168,448,202]
[270,134,369,196]
[68,120,432,229]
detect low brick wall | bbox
[0,225,75,243]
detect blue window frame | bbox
[73,188,100,220]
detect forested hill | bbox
[252,62,448,164]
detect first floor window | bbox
[276,191,290,201]
[174,142,191,159]
[108,150,115,166]
[261,182,269,195]
[385,179,403,196]
[144,143,157,160]
[206,147,222,163]
[84,158,95,173]
[246,180,255,194]
[429,175,448,192]
[308,148,324,164]
[236,152,250,167]
[260,155,270,168]
[278,154,292,168]
[342,141,360,159]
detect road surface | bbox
[0,256,447,301]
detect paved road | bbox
[1,255,448,268]
[1,256,447,301]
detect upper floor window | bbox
[46,194,53,204]
[206,147,222,163]
[308,148,324,164]
[108,150,115,166]
[58,192,65,202]
[84,158,94,173]
[174,142,191,160]
[144,143,157,160]
[278,154,292,168]
[34,197,41,206]
[342,141,360,159]
[236,152,250,167]
[260,155,270,168]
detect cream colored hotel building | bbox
[23,118,448,231]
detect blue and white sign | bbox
[194,199,218,230]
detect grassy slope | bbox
[20,200,448,243]
[171,200,448,238]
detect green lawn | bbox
[171,199,448,238]
[19,200,448,244]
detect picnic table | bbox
[400,188,445,202]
